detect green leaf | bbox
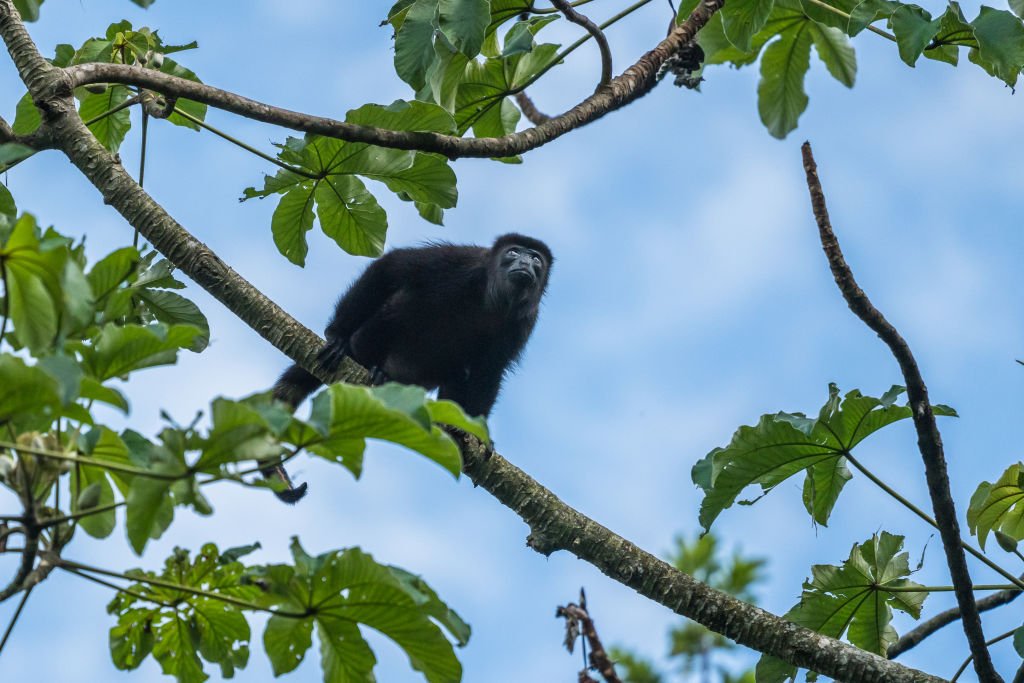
[133,289,210,352]
[364,152,458,209]
[0,354,61,424]
[764,532,924,668]
[394,0,440,90]
[0,183,15,238]
[967,463,1024,550]
[0,143,34,172]
[808,22,856,86]
[71,462,117,538]
[258,541,465,683]
[12,91,40,135]
[439,0,490,59]
[722,0,775,52]
[346,99,457,133]
[890,5,941,66]
[315,175,388,258]
[694,385,954,529]
[195,398,277,470]
[2,216,61,353]
[13,0,43,22]
[298,383,464,478]
[80,324,200,381]
[78,84,132,151]
[969,6,1024,87]
[126,474,176,554]
[923,2,975,66]
[757,23,812,139]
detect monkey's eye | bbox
[530,255,542,266]
[507,248,520,257]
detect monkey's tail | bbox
[259,363,322,503]
[272,363,323,407]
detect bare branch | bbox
[889,587,1022,658]
[556,591,622,683]
[514,91,552,125]
[55,0,724,160]
[0,585,32,654]
[0,114,12,142]
[801,141,1001,682]
[550,0,613,89]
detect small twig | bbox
[61,565,179,609]
[81,93,141,127]
[134,106,148,249]
[890,585,1023,658]
[0,258,9,347]
[171,105,318,179]
[513,91,552,125]
[801,141,1000,682]
[550,0,613,89]
[0,584,32,654]
[950,629,1015,682]
[556,589,622,683]
[35,500,125,528]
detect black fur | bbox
[264,233,553,502]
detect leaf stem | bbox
[0,585,32,654]
[58,557,309,618]
[801,0,897,43]
[950,628,1016,682]
[0,439,183,481]
[846,451,1024,590]
[171,106,317,179]
[36,500,125,528]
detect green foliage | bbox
[608,648,664,683]
[254,539,468,682]
[241,101,459,262]
[104,540,466,683]
[11,22,204,150]
[756,532,926,682]
[683,0,1024,137]
[692,384,956,530]
[967,462,1024,550]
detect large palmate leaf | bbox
[242,101,458,262]
[256,540,467,682]
[289,382,487,479]
[693,384,956,529]
[968,463,1024,550]
[756,533,926,682]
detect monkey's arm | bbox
[324,257,404,342]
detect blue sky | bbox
[1,0,1023,681]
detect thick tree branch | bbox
[889,587,1022,658]
[60,0,723,160]
[550,0,613,89]
[0,4,946,680]
[801,141,1000,682]
[0,114,12,141]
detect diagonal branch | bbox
[56,0,723,160]
[801,141,1001,682]
[0,114,12,142]
[550,0,614,89]
[889,586,1022,658]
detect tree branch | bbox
[889,587,1022,658]
[550,0,613,89]
[801,141,1001,682]
[59,0,723,160]
[0,114,12,142]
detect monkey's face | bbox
[499,244,547,290]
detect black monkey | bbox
[263,233,553,503]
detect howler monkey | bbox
[264,233,553,503]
